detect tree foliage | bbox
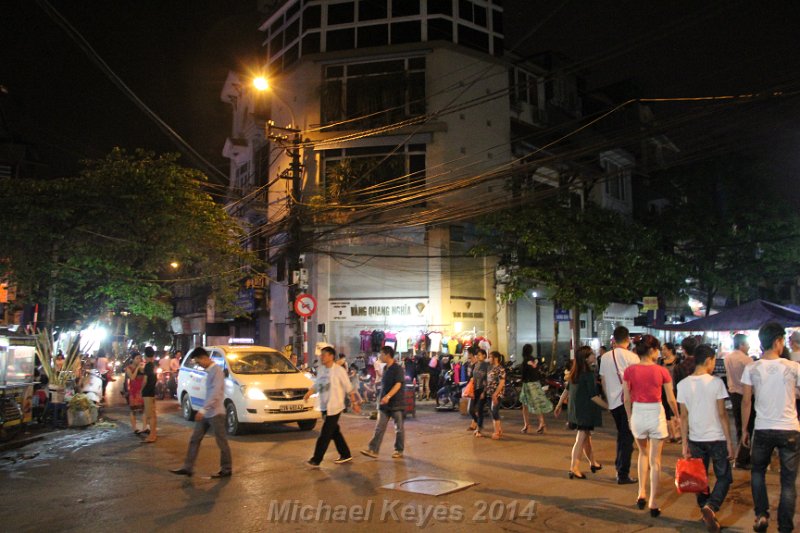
[474,203,684,312]
[0,149,257,325]
[648,155,800,314]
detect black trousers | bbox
[730,392,755,466]
[610,405,634,479]
[312,411,350,463]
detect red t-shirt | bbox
[623,364,672,403]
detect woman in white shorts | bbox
[623,335,679,518]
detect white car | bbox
[177,344,318,435]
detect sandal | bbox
[491,432,501,440]
[521,426,529,433]
[474,431,483,438]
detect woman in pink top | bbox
[623,335,679,517]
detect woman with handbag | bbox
[555,346,607,479]
[623,335,679,517]
[519,344,552,433]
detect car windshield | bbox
[226,351,297,375]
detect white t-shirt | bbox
[428,332,443,353]
[314,364,352,416]
[790,350,800,363]
[677,374,729,442]
[599,347,639,410]
[741,358,800,431]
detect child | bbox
[677,344,733,533]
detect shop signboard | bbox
[642,296,658,311]
[329,299,429,324]
[554,309,571,322]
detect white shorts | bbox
[630,402,667,440]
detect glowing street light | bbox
[253,76,269,92]
[169,261,179,269]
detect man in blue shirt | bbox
[170,347,232,478]
[361,346,406,459]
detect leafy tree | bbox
[648,156,800,314]
[0,148,257,327]
[474,202,683,356]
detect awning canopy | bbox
[654,299,800,331]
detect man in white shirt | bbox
[741,322,800,533]
[598,326,640,484]
[95,349,110,400]
[304,346,360,467]
[724,333,754,469]
[789,331,800,362]
[678,344,733,533]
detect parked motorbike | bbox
[435,370,466,411]
[542,367,567,405]
[500,374,522,409]
[154,368,176,400]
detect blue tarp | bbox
[655,299,800,331]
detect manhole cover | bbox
[382,477,476,496]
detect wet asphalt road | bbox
[0,377,792,532]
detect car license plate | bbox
[280,404,304,412]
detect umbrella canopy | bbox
[655,300,800,331]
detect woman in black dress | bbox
[555,346,608,479]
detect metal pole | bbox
[289,131,303,365]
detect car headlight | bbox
[243,386,267,400]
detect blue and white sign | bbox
[554,308,571,322]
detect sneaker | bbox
[701,505,720,533]
[334,456,353,464]
[753,515,768,532]
[360,449,378,458]
[306,458,321,468]
[391,451,403,459]
[617,477,637,485]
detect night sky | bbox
[2,1,799,198]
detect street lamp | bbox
[252,76,307,365]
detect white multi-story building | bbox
[220,0,636,362]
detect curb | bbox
[0,435,45,453]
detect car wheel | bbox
[297,419,316,431]
[226,402,241,435]
[181,393,196,421]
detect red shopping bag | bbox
[675,458,709,494]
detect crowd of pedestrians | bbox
[112,320,797,533]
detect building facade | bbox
[221,0,639,363]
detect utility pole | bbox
[267,122,306,364]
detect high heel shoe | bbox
[636,498,646,510]
[535,425,546,434]
[568,471,586,479]
[590,463,602,473]
[521,425,529,433]
[649,508,661,518]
